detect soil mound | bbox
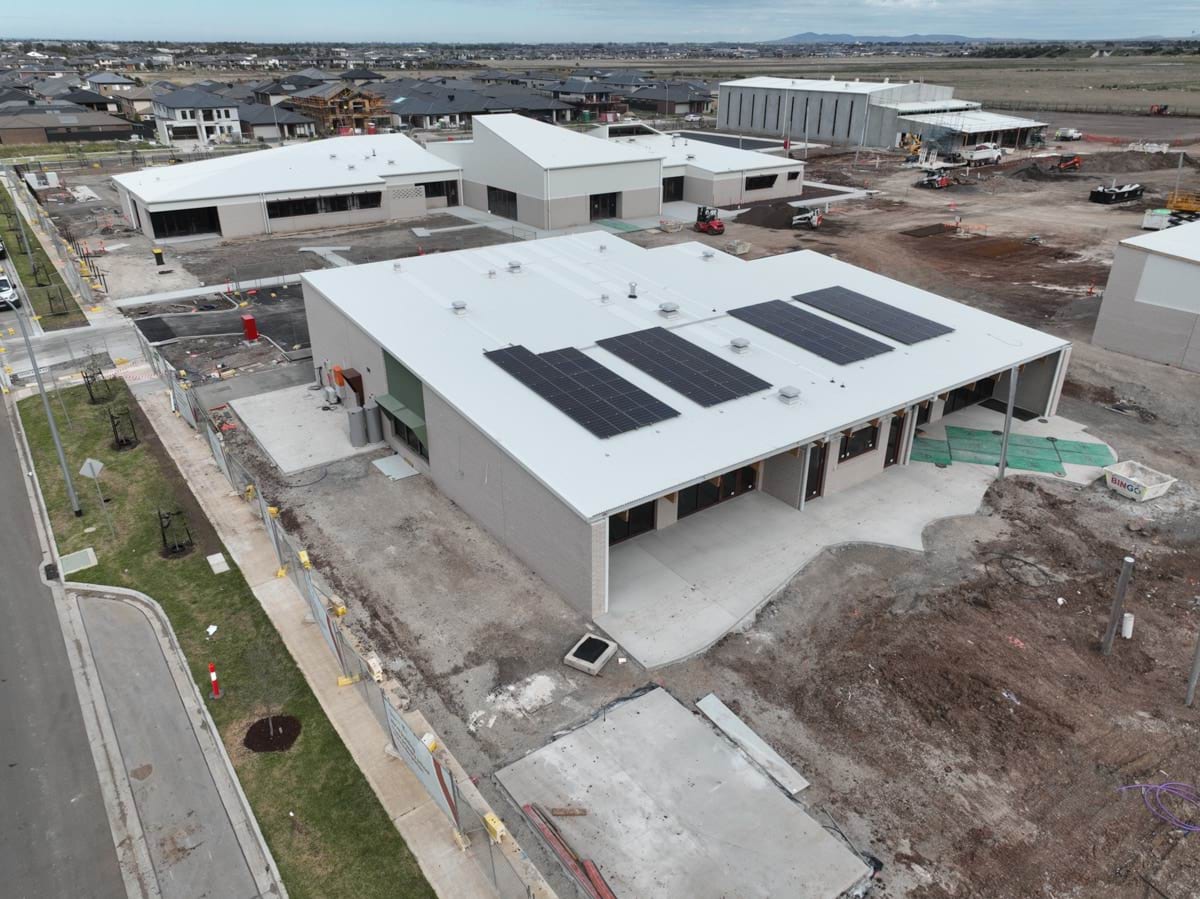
[736,202,800,230]
[244,715,302,752]
[1080,150,1195,174]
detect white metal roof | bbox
[720,76,895,94]
[112,134,461,206]
[472,113,656,170]
[303,233,1068,521]
[898,109,1047,132]
[1120,219,1200,264]
[882,100,980,114]
[590,126,802,175]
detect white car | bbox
[0,269,20,310]
[684,113,702,123]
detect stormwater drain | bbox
[564,634,617,676]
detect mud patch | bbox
[243,715,301,752]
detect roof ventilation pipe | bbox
[730,337,750,354]
[599,293,611,304]
[778,385,801,405]
[701,249,715,260]
[598,243,607,253]
[628,281,638,299]
[451,300,468,315]
[392,261,402,272]
[507,261,522,273]
[658,301,679,317]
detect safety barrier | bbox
[134,335,551,898]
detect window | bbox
[265,191,382,219]
[352,191,382,209]
[393,418,428,460]
[609,500,656,545]
[267,196,319,218]
[787,171,800,181]
[323,194,351,212]
[839,424,879,462]
[745,174,778,191]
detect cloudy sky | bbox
[2,0,1195,42]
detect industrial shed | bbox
[591,121,804,205]
[302,232,1070,648]
[1092,221,1200,372]
[718,76,1046,150]
[426,113,661,229]
[112,133,462,240]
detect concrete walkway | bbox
[71,587,283,899]
[600,409,1113,668]
[115,274,304,309]
[127,372,508,898]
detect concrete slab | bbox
[696,693,810,794]
[206,552,229,573]
[229,383,381,474]
[496,688,869,899]
[373,454,418,481]
[59,546,98,575]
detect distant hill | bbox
[768,32,995,44]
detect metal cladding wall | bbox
[717,81,953,147]
[1093,245,1200,372]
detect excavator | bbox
[695,206,725,236]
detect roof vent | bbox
[347,163,356,170]
[599,292,611,304]
[686,153,695,160]
[329,152,337,158]
[451,300,467,315]
[392,261,402,272]
[628,281,638,299]
[658,301,679,317]
[487,269,496,278]
[701,249,715,260]
[507,261,522,273]
[598,243,607,253]
[778,385,801,405]
[387,158,395,164]
[730,337,750,353]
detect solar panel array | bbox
[596,327,772,407]
[728,300,894,365]
[485,345,679,438]
[794,286,954,345]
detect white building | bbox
[112,134,462,241]
[1092,221,1200,371]
[426,113,662,229]
[718,76,1046,151]
[590,121,805,206]
[302,232,1070,631]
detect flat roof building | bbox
[112,134,462,240]
[426,113,662,229]
[1092,221,1200,372]
[590,121,804,206]
[302,232,1070,647]
[718,76,1046,151]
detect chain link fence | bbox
[134,336,547,898]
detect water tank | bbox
[347,407,367,447]
[365,403,383,443]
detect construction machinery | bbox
[695,206,725,236]
[1052,154,1082,172]
[917,171,951,190]
[1167,190,1200,213]
[1150,104,1171,116]
[790,206,824,230]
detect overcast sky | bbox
[2,1,1196,42]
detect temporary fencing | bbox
[135,335,551,898]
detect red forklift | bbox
[695,206,725,235]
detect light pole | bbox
[12,293,82,517]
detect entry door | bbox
[589,192,618,220]
[804,442,827,502]
[884,416,904,467]
[662,176,684,203]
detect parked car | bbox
[683,113,702,123]
[1055,128,1083,141]
[0,236,7,259]
[0,269,21,310]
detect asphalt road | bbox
[0,400,126,899]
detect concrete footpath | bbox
[128,374,506,898]
[71,586,284,899]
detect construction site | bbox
[5,104,1200,899]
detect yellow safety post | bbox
[298,549,312,569]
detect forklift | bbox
[694,206,725,235]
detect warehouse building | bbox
[426,113,661,229]
[590,121,804,205]
[112,133,462,240]
[302,232,1070,633]
[718,76,1046,151]
[1092,221,1200,372]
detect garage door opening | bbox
[662,176,684,203]
[149,206,220,239]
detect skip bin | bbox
[1102,460,1176,502]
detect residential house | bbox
[237,102,316,141]
[287,81,389,135]
[153,87,240,145]
[84,71,137,96]
[59,88,119,113]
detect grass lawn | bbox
[19,381,435,899]
[0,140,160,160]
[0,186,88,331]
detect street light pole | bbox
[13,296,82,517]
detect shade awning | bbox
[377,393,427,443]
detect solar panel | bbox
[596,327,771,407]
[485,345,679,438]
[794,286,954,345]
[728,300,893,365]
